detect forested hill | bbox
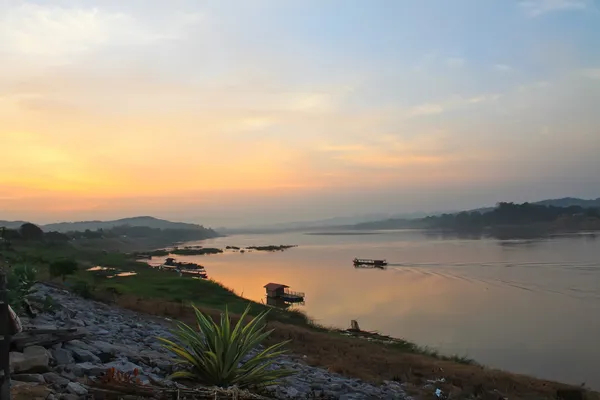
[350,201,600,232]
[42,216,206,232]
[0,217,220,251]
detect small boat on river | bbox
[353,258,388,269]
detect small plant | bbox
[100,367,143,385]
[49,258,79,282]
[42,294,59,314]
[72,281,94,299]
[159,303,294,388]
[7,263,37,313]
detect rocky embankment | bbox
[10,284,409,399]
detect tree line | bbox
[0,223,219,244]
[352,202,600,232]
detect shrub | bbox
[159,304,293,388]
[72,281,94,299]
[49,259,78,282]
[6,263,37,313]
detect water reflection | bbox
[175,230,600,389]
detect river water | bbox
[170,230,600,388]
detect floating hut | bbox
[263,283,305,303]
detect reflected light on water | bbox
[173,230,600,389]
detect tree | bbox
[19,223,44,241]
[49,259,79,282]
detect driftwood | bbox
[87,379,271,400]
[11,328,86,351]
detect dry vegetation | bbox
[111,293,598,400]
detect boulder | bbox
[43,372,71,386]
[66,382,88,396]
[69,348,100,363]
[11,373,45,383]
[52,349,74,366]
[10,347,50,373]
[73,362,106,377]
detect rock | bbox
[43,372,71,386]
[73,362,106,377]
[22,283,410,400]
[59,394,79,400]
[67,382,88,396]
[11,373,45,383]
[60,370,77,381]
[10,347,50,373]
[69,348,100,363]
[52,349,74,365]
[69,319,86,327]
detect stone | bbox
[73,362,106,377]
[69,348,100,363]
[60,370,77,381]
[10,348,49,373]
[11,373,45,383]
[67,382,88,396]
[52,349,74,365]
[59,394,79,400]
[43,372,71,386]
[22,283,410,400]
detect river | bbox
[169,230,600,389]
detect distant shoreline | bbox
[304,231,382,236]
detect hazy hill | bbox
[0,220,29,229]
[534,197,600,208]
[42,216,207,233]
[470,197,600,214]
[219,211,452,233]
[1,216,210,233]
[349,197,600,230]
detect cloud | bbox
[519,0,590,16]
[494,64,513,72]
[0,3,202,63]
[446,57,466,68]
[581,68,600,80]
[407,103,445,117]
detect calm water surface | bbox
[170,230,600,388]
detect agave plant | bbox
[159,304,294,388]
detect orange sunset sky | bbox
[1,0,599,227]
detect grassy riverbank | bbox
[3,241,598,399]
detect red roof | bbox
[264,283,289,291]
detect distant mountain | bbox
[219,211,451,234]
[42,216,207,233]
[0,220,29,229]
[469,197,600,214]
[534,197,600,208]
[1,216,210,233]
[348,197,600,230]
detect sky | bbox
[1,0,600,227]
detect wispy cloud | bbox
[494,64,513,72]
[0,3,202,62]
[581,68,600,80]
[407,103,445,117]
[446,57,466,68]
[519,0,589,16]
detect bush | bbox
[7,264,37,313]
[72,281,94,299]
[159,304,293,388]
[49,259,79,282]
